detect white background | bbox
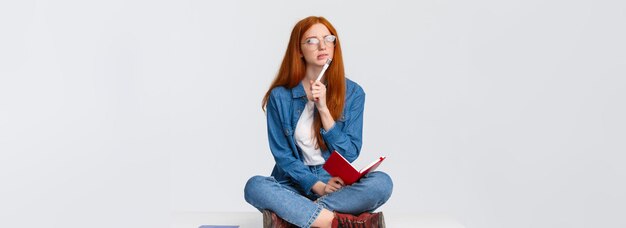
[1,0,625,227]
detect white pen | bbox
[315,58,332,82]
[313,58,332,101]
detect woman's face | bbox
[300,23,335,67]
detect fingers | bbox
[309,80,325,91]
[327,182,341,190]
[309,80,318,100]
[329,177,344,189]
[334,177,345,186]
[309,80,326,102]
[324,177,344,194]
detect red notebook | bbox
[323,150,386,185]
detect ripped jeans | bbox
[244,165,393,228]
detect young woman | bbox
[244,16,393,228]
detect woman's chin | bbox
[306,61,327,68]
[317,58,331,66]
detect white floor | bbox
[171,211,465,228]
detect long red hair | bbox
[262,16,346,151]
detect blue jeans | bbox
[244,165,393,228]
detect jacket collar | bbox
[292,81,307,99]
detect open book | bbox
[323,150,386,185]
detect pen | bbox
[315,58,332,82]
[313,58,332,101]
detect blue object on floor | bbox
[198,226,239,228]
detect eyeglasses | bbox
[301,35,336,49]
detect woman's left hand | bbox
[310,80,327,109]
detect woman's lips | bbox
[317,54,328,60]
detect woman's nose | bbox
[318,41,327,50]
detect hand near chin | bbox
[310,80,327,109]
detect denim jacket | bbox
[266,78,365,195]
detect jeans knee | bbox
[370,171,393,202]
[244,175,268,204]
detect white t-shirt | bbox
[294,100,326,165]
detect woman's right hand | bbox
[324,177,344,194]
[312,177,345,196]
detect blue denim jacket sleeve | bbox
[320,84,365,163]
[266,89,320,193]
